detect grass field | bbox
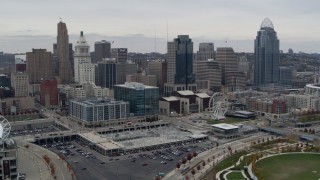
[226,171,246,180]
[213,151,247,173]
[256,153,320,180]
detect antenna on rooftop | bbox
[59,17,62,22]
[166,20,169,43]
[154,31,157,53]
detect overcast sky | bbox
[1,0,320,54]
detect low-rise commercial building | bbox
[159,91,210,116]
[212,123,239,139]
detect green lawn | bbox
[226,171,246,180]
[255,153,320,180]
[214,151,247,173]
[298,115,320,122]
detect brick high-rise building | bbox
[16,62,26,73]
[57,21,72,84]
[40,79,58,107]
[26,49,52,83]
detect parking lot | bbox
[45,139,214,180]
[9,125,58,138]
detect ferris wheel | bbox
[0,116,11,143]
[208,92,229,120]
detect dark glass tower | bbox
[254,18,280,86]
[167,35,195,89]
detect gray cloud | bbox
[1,33,319,54]
[0,0,320,53]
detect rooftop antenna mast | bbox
[154,31,157,53]
[166,20,168,43]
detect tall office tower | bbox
[78,64,95,84]
[196,43,215,80]
[126,72,157,87]
[57,21,72,84]
[74,31,95,84]
[206,60,222,91]
[148,60,167,94]
[0,52,15,74]
[111,48,128,63]
[69,43,74,79]
[254,18,280,87]
[238,56,251,82]
[196,43,217,91]
[52,44,59,76]
[279,66,293,86]
[97,59,117,88]
[11,72,29,97]
[94,40,111,63]
[216,47,238,85]
[26,49,53,83]
[116,63,138,84]
[165,35,196,95]
[53,43,73,77]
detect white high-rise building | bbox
[78,63,95,84]
[74,31,95,84]
[11,72,29,97]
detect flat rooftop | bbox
[235,111,255,115]
[79,132,123,150]
[195,93,210,98]
[104,126,207,150]
[212,123,239,130]
[162,96,179,101]
[177,90,194,96]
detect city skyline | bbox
[1,0,320,53]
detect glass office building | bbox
[114,82,159,116]
[254,18,280,86]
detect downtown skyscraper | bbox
[26,49,53,83]
[164,35,196,96]
[254,18,280,87]
[57,21,73,84]
[74,31,95,84]
[94,40,111,63]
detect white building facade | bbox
[74,31,95,84]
